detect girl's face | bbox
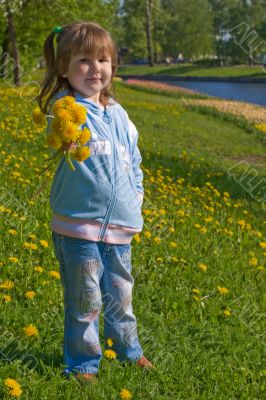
[62,52,113,104]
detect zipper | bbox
[99,110,116,241]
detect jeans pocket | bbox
[118,244,132,273]
[80,286,102,316]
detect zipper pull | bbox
[102,110,112,124]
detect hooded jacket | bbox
[48,91,144,244]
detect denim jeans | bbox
[52,231,143,375]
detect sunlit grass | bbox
[0,82,265,399]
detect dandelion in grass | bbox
[0,280,14,289]
[2,294,12,302]
[8,229,17,235]
[104,349,117,359]
[49,271,60,279]
[8,256,18,263]
[153,236,161,245]
[249,257,258,266]
[22,324,39,337]
[259,242,266,249]
[106,338,113,347]
[134,233,141,243]
[223,309,231,317]
[217,286,229,295]
[39,240,48,248]
[169,242,177,248]
[33,106,46,127]
[25,291,36,299]
[24,242,38,250]
[4,378,22,398]
[143,231,151,239]
[33,266,43,273]
[120,388,133,399]
[198,263,208,272]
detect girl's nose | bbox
[90,60,99,72]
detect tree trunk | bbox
[0,28,9,77]
[145,0,154,67]
[6,3,21,86]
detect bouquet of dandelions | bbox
[33,96,91,172]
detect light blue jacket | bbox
[48,91,144,241]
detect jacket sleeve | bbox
[128,118,144,206]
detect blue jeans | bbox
[52,231,143,375]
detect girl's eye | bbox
[80,58,89,63]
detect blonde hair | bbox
[38,21,118,113]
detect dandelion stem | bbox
[65,150,75,171]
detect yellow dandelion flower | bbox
[134,233,141,243]
[259,242,266,249]
[23,242,38,250]
[25,291,36,299]
[39,240,48,248]
[28,234,36,240]
[217,286,229,295]
[8,256,18,263]
[237,220,246,228]
[33,266,43,273]
[169,242,177,248]
[78,127,91,145]
[223,309,231,317]
[104,349,117,359]
[120,389,133,399]
[71,146,91,162]
[49,271,60,279]
[171,256,178,262]
[106,338,113,347]
[60,121,80,143]
[2,294,12,302]
[249,257,258,266]
[0,280,14,289]
[54,108,73,122]
[52,96,75,115]
[200,227,207,234]
[71,103,87,125]
[255,123,266,132]
[193,295,200,301]
[198,263,208,272]
[156,257,163,262]
[4,378,22,398]
[8,229,17,235]
[153,236,161,245]
[192,288,200,294]
[46,133,62,149]
[144,231,152,239]
[33,107,46,127]
[22,324,39,337]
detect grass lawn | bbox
[118,64,266,79]
[0,82,265,399]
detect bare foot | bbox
[136,355,154,368]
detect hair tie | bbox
[53,26,62,34]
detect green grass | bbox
[118,64,266,79]
[0,82,265,399]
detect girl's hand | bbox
[60,142,76,152]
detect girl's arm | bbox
[128,119,144,206]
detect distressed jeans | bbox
[52,231,143,375]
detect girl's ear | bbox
[58,59,68,78]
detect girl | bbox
[38,21,153,381]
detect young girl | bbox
[38,21,153,381]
